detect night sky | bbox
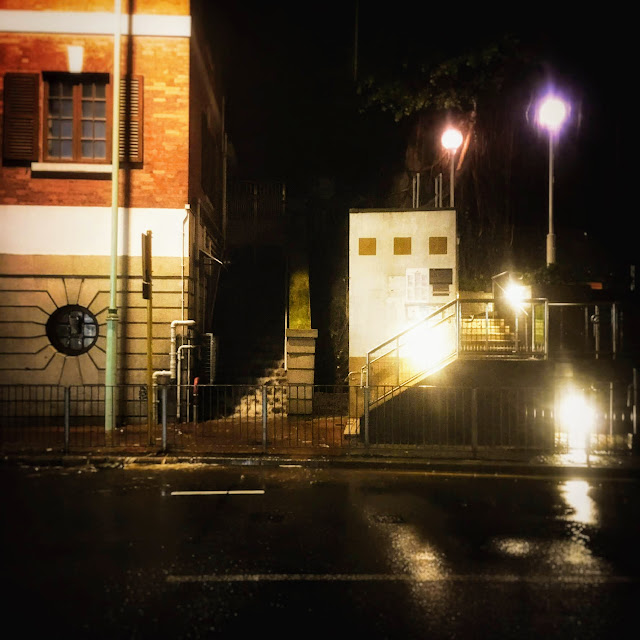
[197,1,632,274]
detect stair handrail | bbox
[365,299,459,388]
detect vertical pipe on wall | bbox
[105,0,122,435]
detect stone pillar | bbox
[286,328,318,414]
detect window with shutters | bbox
[2,72,143,165]
[2,73,39,162]
[44,74,109,162]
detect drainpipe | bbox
[177,343,196,421]
[182,205,190,321]
[105,0,122,435]
[170,319,195,380]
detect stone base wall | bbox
[0,254,192,387]
[286,328,317,414]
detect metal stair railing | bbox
[360,297,550,409]
[362,300,459,406]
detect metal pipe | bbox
[161,385,168,452]
[176,344,195,420]
[449,152,455,207]
[64,386,70,453]
[105,0,122,434]
[546,134,556,265]
[182,205,190,321]
[170,319,195,380]
[151,370,171,432]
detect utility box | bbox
[348,208,457,378]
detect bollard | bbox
[471,388,478,458]
[161,385,168,453]
[262,386,268,452]
[364,386,370,447]
[64,387,70,453]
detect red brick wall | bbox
[0,31,190,209]
[0,1,189,14]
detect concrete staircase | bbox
[213,246,286,387]
[459,315,516,353]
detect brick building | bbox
[0,1,227,402]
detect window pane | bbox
[45,77,109,162]
[61,120,73,139]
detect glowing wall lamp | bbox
[441,127,463,208]
[537,95,568,266]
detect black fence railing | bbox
[1,383,635,458]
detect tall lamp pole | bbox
[441,127,463,207]
[537,95,568,266]
[105,0,122,434]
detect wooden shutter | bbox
[2,73,39,162]
[119,75,143,163]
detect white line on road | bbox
[170,490,265,496]
[166,573,636,584]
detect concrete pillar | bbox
[286,328,318,414]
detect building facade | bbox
[348,208,458,378]
[0,1,226,398]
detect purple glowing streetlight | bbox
[441,127,463,208]
[537,95,568,266]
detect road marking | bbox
[170,490,265,496]
[166,573,636,584]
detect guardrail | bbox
[1,383,634,457]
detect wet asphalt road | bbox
[2,460,640,639]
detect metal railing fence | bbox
[365,297,628,394]
[1,383,634,457]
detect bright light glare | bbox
[561,480,596,525]
[537,96,568,132]
[505,282,526,308]
[404,321,455,373]
[441,127,463,151]
[557,390,594,450]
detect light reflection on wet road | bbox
[2,462,639,638]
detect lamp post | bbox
[441,127,463,208]
[537,95,568,266]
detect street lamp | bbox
[441,127,463,208]
[537,95,568,266]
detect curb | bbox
[3,451,640,479]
